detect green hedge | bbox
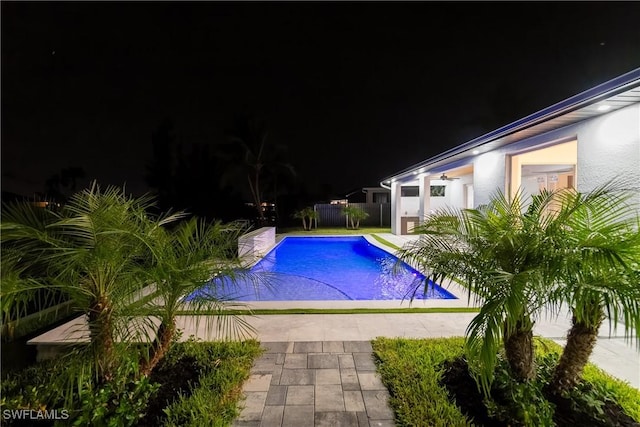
[372,336,640,427]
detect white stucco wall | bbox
[400,196,420,216]
[470,103,639,208]
[238,227,276,262]
[472,150,506,207]
[447,174,473,209]
[390,182,401,234]
[576,103,640,207]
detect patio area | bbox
[27,306,639,426]
[24,231,639,426]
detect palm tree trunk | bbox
[88,296,115,382]
[302,217,307,231]
[140,320,176,376]
[550,310,604,395]
[254,169,264,222]
[247,175,264,223]
[503,320,535,382]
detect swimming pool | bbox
[189,236,456,301]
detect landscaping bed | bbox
[0,339,262,426]
[373,337,640,427]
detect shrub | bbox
[372,337,640,427]
[341,205,369,229]
[0,353,157,427]
[142,338,263,427]
[373,336,471,426]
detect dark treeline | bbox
[144,114,328,227]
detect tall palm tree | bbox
[138,217,256,376]
[1,182,182,382]
[397,190,564,392]
[548,184,640,395]
[220,114,295,226]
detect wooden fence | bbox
[313,203,391,227]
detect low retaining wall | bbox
[27,283,159,361]
[2,300,76,341]
[238,227,276,262]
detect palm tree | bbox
[1,199,62,339]
[220,114,295,226]
[1,182,182,382]
[341,205,369,230]
[138,217,256,376]
[397,190,564,392]
[547,184,640,395]
[293,207,318,231]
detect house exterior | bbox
[381,68,640,235]
[344,187,391,204]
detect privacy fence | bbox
[313,203,391,227]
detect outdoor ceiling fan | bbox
[439,173,460,181]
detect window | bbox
[430,185,446,197]
[373,192,389,203]
[401,186,419,197]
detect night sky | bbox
[3,2,640,204]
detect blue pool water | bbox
[189,236,456,301]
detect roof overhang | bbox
[381,67,640,186]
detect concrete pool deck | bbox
[28,310,639,389]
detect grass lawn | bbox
[277,227,404,252]
[177,307,480,315]
[277,226,391,235]
[372,336,640,427]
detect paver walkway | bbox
[232,341,394,427]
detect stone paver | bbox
[233,341,395,426]
[353,353,377,371]
[343,391,366,412]
[286,385,315,405]
[244,374,272,392]
[282,405,314,427]
[315,384,345,411]
[357,372,386,391]
[294,341,323,353]
[283,353,307,369]
[261,405,284,426]
[265,385,287,405]
[323,341,345,353]
[362,390,395,420]
[230,311,639,426]
[280,369,315,385]
[316,368,341,385]
[315,411,359,426]
[308,354,339,369]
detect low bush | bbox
[142,338,262,427]
[372,336,640,427]
[373,337,471,426]
[1,339,262,426]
